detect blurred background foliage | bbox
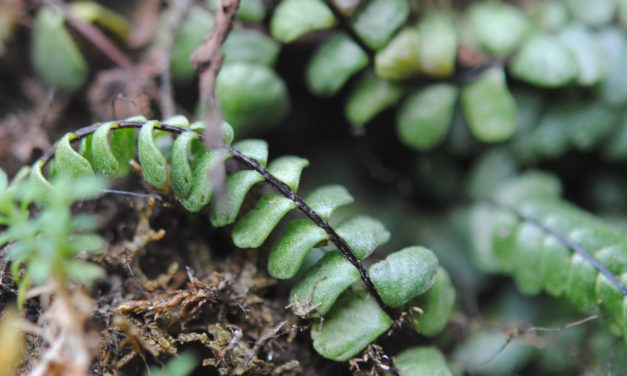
[1,0,627,374]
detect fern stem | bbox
[41,121,395,317]
[487,200,627,296]
[323,0,376,59]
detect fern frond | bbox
[470,171,627,335]
[30,116,456,362]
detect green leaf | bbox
[268,219,328,279]
[559,25,609,86]
[222,29,280,67]
[270,0,335,43]
[540,236,571,297]
[374,28,421,81]
[233,139,269,167]
[395,347,453,376]
[598,28,627,106]
[31,7,87,90]
[416,13,457,77]
[180,150,226,213]
[529,0,570,32]
[55,133,94,179]
[603,112,627,161]
[396,83,458,151]
[511,223,545,295]
[529,100,617,158]
[169,6,214,83]
[410,267,455,337]
[345,71,404,127]
[370,246,439,308]
[232,194,295,248]
[509,35,578,88]
[306,33,369,96]
[209,0,266,23]
[111,128,135,176]
[170,131,198,199]
[266,156,309,192]
[336,216,390,259]
[568,0,618,26]
[209,170,264,227]
[305,185,354,221]
[461,68,517,143]
[138,121,168,189]
[466,2,530,57]
[350,0,410,50]
[217,63,290,135]
[91,122,120,178]
[311,290,392,361]
[290,252,360,316]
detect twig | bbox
[40,121,396,318]
[158,0,193,119]
[245,320,288,366]
[190,0,240,149]
[467,314,598,371]
[40,0,134,70]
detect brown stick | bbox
[190,0,240,149]
[158,0,193,119]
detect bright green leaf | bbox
[374,28,421,81]
[290,252,360,316]
[311,290,392,361]
[568,0,618,26]
[306,33,369,96]
[461,68,517,143]
[416,13,457,77]
[466,2,529,57]
[395,346,453,376]
[370,246,439,308]
[509,35,578,88]
[350,0,410,50]
[270,0,335,43]
[396,83,458,150]
[559,25,609,86]
[222,29,280,67]
[217,63,290,135]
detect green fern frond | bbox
[29,116,456,362]
[469,171,627,336]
